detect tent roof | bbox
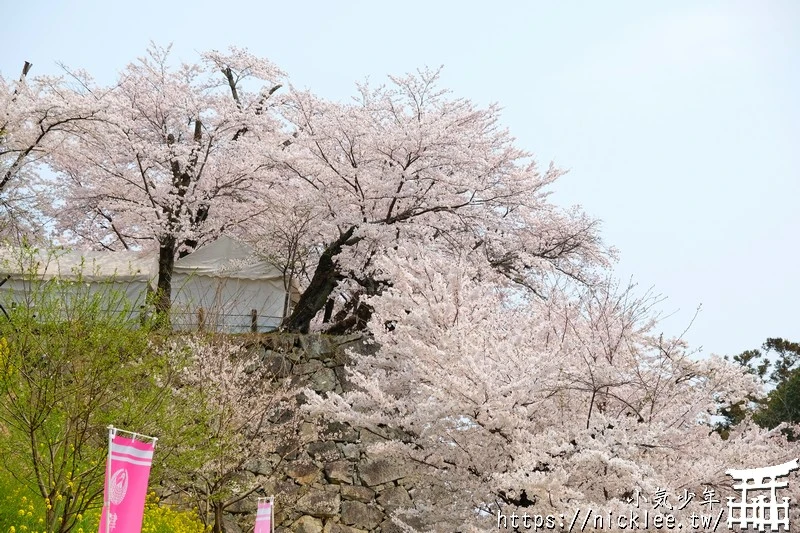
[0,248,156,282]
[174,235,284,280]
[0,236,289,284]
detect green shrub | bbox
[0,250,179,533]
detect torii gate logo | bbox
[726,459,799,531]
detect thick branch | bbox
[281,226,359,333]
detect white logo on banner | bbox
[109,468,129,504]
[107,468,128,531]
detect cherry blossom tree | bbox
[305,245,799,531]
[156,334,315,533]
[0,61,100,241]
[47,44,288,316]
[279,69,613,333]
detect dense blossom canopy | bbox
[307,252,799,530]
[49,45,287,252]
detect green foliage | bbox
[731,348,770,381]
[762,337,800,386]
[753,366,800,441]
[0,251,181,533]
[719,337,800,440]
[715,399,750,440]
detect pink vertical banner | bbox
[98,428,157,533]
[255,497,273,533]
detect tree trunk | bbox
[180,202,210,258]
[154,236,176,327]
[213,503,225,533]
[281,226,357,333]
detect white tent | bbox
[170,236,298,333]
[0,247,154,322]
[0,236,299,332]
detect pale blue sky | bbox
[3,1,798,358]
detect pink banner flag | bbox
[255,498,273,533]
[98,431,156,533]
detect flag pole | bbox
[105,425,116,533]
[111,427,158,443]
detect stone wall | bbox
[219,333,425,533]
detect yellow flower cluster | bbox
[1,492,44,533]
[0,337,13,379]
[1,483,85,533]
[140,493,210,533]
[1,480,209,533]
